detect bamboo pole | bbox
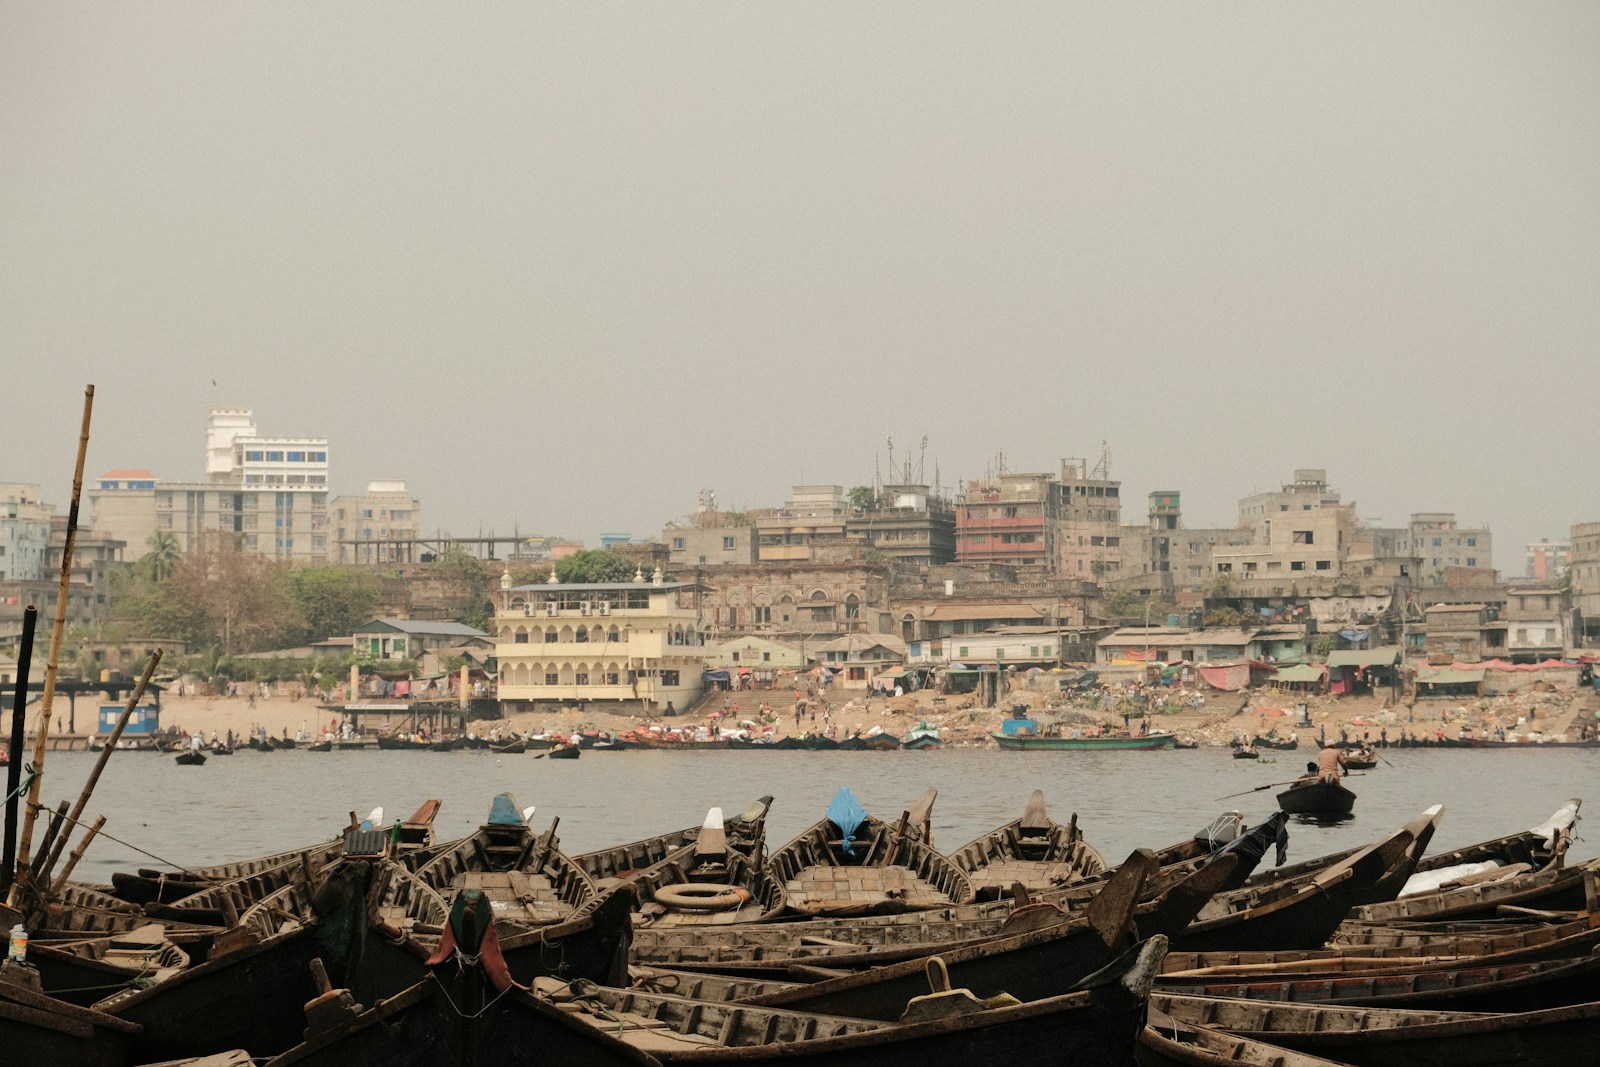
[39,650,161,884]
[11,385,94,896]
[47,814,104,892]
[1,605,38,896]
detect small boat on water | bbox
[1252,734,1299,751]
[1276,776,1357,816]
[412,793,598,930]
[577,796,773,883]
[902,723,942,751]
[949,790,1107,900]
[766,787,974,917]
[1232,747,1259,760]
[634,807,786,925]
[546,743,581,759]
[174,751,206,766]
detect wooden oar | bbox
[1215,773,1365,801]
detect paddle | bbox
[1214,772,1366,802]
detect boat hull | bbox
[993,733,1176,751]
[1275,779,1356,816]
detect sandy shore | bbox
[29,678,1593,748]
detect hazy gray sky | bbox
[4,5,1596,572]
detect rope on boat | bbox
[24,800,199,876]
[4,765,38,806]
[427,970,513,1020]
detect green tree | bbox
[555,549,640,585]
[142,530,182,583]
[141,533,303,653]
[847,486,877,511]
[433,544,493,630]
[290,565,381,642]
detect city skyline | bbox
[5,6,1596,572]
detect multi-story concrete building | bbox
[0,483,53,582]
[847,484,955,567]
[1571,521,1600,646]
[1114,491,1253,594]
[1399,513,1492,585]
[954,472,1057,569]
[493,570,706,715]
[331,481,422,564]
[153,483,329,562]
[694,560,893,639]
[1213,470,1356,585]
[1525,539,1571,582]
[665,524,759,567]
[1056,458,1121,579]
[85,471,160,559]
[1503,586,1569,662]
[754,485,853,563]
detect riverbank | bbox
[27,677,1593,750]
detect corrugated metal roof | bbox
[1325,647,1402,667]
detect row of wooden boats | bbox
[1,781,1592,1065]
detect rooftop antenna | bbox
[886,435,896,485]
[915,435,927,484]
[1091,440,1111,481]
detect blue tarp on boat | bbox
[826,787,868,856]
[487,792,524,826]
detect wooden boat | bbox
[29,924,190,1007]
[902,723,942,751]
[1151,991,1600,1067]
[306,740,332,752]
[1162,949,1600,1013]
[1231,748,1259,760]
[1252,735,1299,751]
[546,743,581,759]
[993,731,1176,751]
[561,935,1168,1066]
[489,737,527,754]
[98,844,449,1063]
[412,793,597,929]
[1138,1010,1352,1067]
[1169,809,1437,953]
[257,891,656,1067]
[766,788,973,918]
[577,796,773,884]
[375,735,429,750]
[1275,776,1356,816]
[139,809,442,928]
[1347,855,1600,925]
[949,790,1108,900]
[632,808,786,926]
[0,974,142,1067]
[1342,748,1378,770]
[737,853,1156,1018]
[175,750,207,765]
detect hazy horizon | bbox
[5,5,1596,573]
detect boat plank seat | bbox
[785,865,955,911]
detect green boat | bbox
[991,732,1176,751]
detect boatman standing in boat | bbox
[1315,745,1349,783]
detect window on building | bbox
[1432,537,1442,547]
[245,450,264,461]
[1292,531,1314,545]
[1290,561,1305,571]
[287,451,304,462]
[672,537,685,550]
[1466,557,1477,567]
[574,672,589,685]
[1216,563,1233,572]
[604,672,620,685]
[514,631,529,643]
[542,672,558,686]
[1266,561,1282,571]
[661,670,679,686]
[762,651,771,661]
[544,631,558,643]
[1316,560,1332,570]
[1466,537,1476,547]
[722,536,735,550]
[1243,561,1257,572]
[266,451,283,461]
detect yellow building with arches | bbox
[494,572,707,715]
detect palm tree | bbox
[143,531,181,583]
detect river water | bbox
[21,746,1597,884]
